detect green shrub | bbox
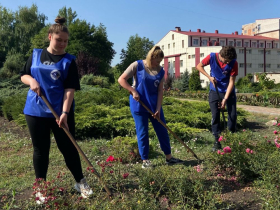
[80,74,110,88]
[189,68,202,91]
[1,53,26,77]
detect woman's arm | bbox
[21,75,41,96]
[118,72,139,101]
[57,88,75,130]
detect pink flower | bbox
[264,136,267,139]
[277,123,280,127]
[246,148,251,153]
[91,169,95,173]
[243,129,246,132]
[217,174,222,177]
[196,165,201,172]
[218,136,223,142]
[220,152,225,155]
[267,140,271,143]
[239,142,242,145]
[273,122,277,126]
[217,150,221,154]
[275,117,278,120]
[276,143,280,148]
[223,146,232,154]
[106,155,115,162]
[250,150,254,154]
[123,173,129,179]
[274,130,278,134]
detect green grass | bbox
[1,112,280,209]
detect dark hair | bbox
[219,46,237,60]
[48,16,69,35]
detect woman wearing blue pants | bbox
[118,46,183,168]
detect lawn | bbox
[0,109,279,209]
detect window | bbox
[258,64,264,68]
[180,60,183,67]
[228,41,234,46]
[266,50,271,55]
[236,41,241,47]
[211,40,216,45]
[168,62,170,69]
[182,40,184,48]
[258,24,261,31]
[246,63,252,68]
[239,49,244,54]
[220,40,225,46]
[275,43,279,48]
[200,53,204,58]
[173,61,175,68]
[253,28,255,32]
[193,39,199,45]
[192,55,195,58]
[172,34,174,40]
[252,42,257,47]
[202,40,208,46]
[168,44,170,49]
[260,43,264,48]
[244,42,249,47]
[267,43,272,48]
[188,55,191,59]
[266,64,271,68]
[258,50,264,54]
[173,43,175,48]
[277,64,280,68]
[162,45,164,50]
[239,63,244,68]
[200,80,204,83]
[246,49,252,54]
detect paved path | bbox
[176,98,280,116]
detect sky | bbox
[1,0,280,66]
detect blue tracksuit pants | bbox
[131,110,171,160]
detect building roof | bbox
[172,30,279,41]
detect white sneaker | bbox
[142,160,153,169]
[74,178,93,198]
[35,191,46,205]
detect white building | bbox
[156,26,280,88]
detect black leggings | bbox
[25,113,83,182]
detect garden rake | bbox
[40,94,112,197]
[131,93,200,161]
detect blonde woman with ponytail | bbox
[118,46,183,169]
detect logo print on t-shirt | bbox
[43,61,55,65]
[50,70,61,80]
[154,80,160,87]
[222,71,228,75]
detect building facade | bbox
[157,26,280,88]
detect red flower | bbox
[123,173,129,179]
[91,169,95,173]
[223,146,232,154]
[274,130,278,134]
[106,155,115,162]
[110,170,114,174]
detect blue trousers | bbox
[131,110,171,160]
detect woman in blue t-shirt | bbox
[20,17,92,203]
[118,46,183,168]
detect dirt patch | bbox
[0,116,30,139]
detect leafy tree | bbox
[28,25,50,56]
[0,6,15,67]
[76,51,99,78]
[1,52,25,77]
[13,4,47,57]
[58,6,77,26]
[189,68,202,91]
[118,34,154,71]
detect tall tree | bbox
[58,6,77,26]
[13,4,47,57]
[118,34,154,71]
[0,6,14,67]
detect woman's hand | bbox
[221,98,227,109]
[209,77,217,87]
[132,90,140,101]
[56,113,69,130]
[152,109,161,119]
[30,78,41,96]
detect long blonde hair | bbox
[145,46,164,68]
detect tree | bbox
[173,70,190,92]
[13,4,47,57]
[0,6,15,67]
[118,34,154,71]
[189,68,202,91]
[58,6,77,26]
